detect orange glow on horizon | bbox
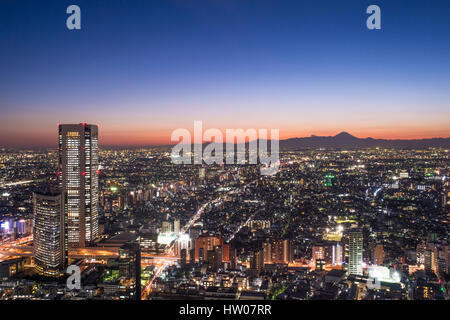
[99,128,450,146]
[1,125,449,148]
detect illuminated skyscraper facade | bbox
[263,239,293,264]
[119,242,141,299]
[59,124,99,248]
[348,231,363,276]
[33,192,67,276]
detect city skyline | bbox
[1,0,450,147]
[0,0,449,304]
[1,121,449,301]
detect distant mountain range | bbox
[96,131,450,150]
[279,132,450,149]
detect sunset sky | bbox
[1,0,450,147]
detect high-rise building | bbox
[348,231,363,276]
[58,123,99,248]
[263,240,293,264]
[222,243,231,263]
[195,235,223,261]
[118,242,141,300]
[312,243,338,265]
[250,249,264,274]
[332,243,343,266]
[416,241,427,265]
[33,191,67,276]
[424,245,438,275]
[374,244,384,265]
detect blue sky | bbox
[1,0,449,146]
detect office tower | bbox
[282,240,294,264]
[324,245,334,264]
[15,219,32,236]
[250,249,264,274]
[332,243,343,266]
[374,244,384,265]
[264,239,293,264]
[33,191,67,276]
[58,123,99,248]
[263,242,272,263]
[424,249,433,273]
[118,242,141,300]
[195,235,223,261]
[424,246,438,275]
[416,241,427,264]
[348,231,363,276]
[222,243,231,263]
[272,240,285,264]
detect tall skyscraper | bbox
[58,123,99,248]
[33,191,67,276]
[348,231,363,276]
[118,242,141,300]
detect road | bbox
[141,178,259,300]
[1,178,261,300]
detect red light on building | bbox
[96,170,101,174]
[57,171,61,175]
[81,172,86,176]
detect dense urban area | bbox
[0,140,449,300]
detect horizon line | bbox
[3,131,450,150]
